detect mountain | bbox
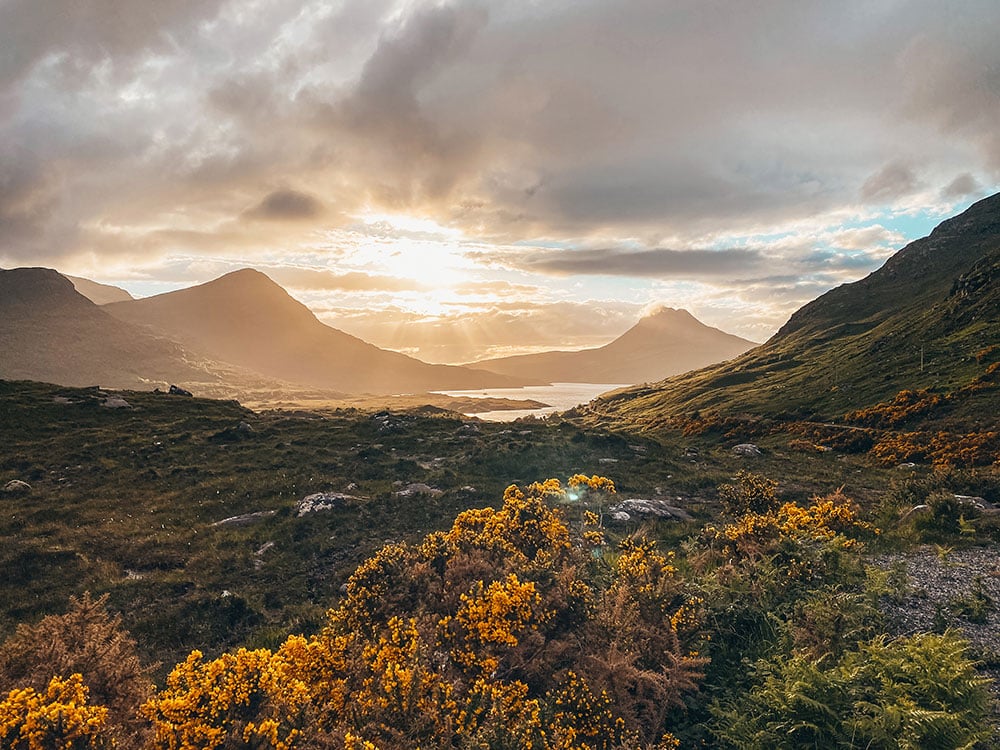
[0,268,215,388]
[470,308,755,385]
[65,275,135,305]
[581,192,1000,431]
[104,269,528,394]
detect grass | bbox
[2,377,996,679]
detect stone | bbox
[2,479,31,494]
[100,396,131,408]
[732,443,762,457]
[297,492,357,517]
[393,483,444,499]
[954,494,992,510]
[607,498,692,522]
[168,384,193,397]
[210,510,277,527]
[900,504,931,521]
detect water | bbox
[434,382,628,422]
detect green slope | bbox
[580,193,1000,433]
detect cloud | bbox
[268,267,425,292]
[245,190,323,221]
[827,225,905,251]
[860,162,921,203]
[511,247,766,280]
[1,0,998,352]
[941,173,982,200]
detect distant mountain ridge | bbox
[66,275,134,305]
[104,269,529,394]
[581,192,1000,431]
[0,268,216,388]
[471,307,755,385]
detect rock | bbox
[900,504,931,522]
[609,510,631,522]
[210,423,256,442]
[100,396,131,408]
[897,462,917,469]
[210,510,277,527]
[598,457,619,464]
[254,541,275,570]
[297,492,357,517]
[393,483,444,499]
[608,498,692,522]
[732,443,762,457]
[954,494,991,509]
[168,384,193,397]
[2,479,31,494]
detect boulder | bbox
[100,396,131,408]
[732,443,762,457]
[297,492,358,517]
[393,483,444,499]
[607,498,692,522]
[168,384,193,397]
[2,479,31,494]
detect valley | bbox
[2,195,999,747]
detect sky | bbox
[1,0,998,364]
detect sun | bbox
[349,211,473,290]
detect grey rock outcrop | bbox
[607,498,692,522]
[297,492,357,517]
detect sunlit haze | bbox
[2,1,998,362]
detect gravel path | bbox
[871,545,1000,655]
[870,544,1000,709]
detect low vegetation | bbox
[1,468,997,748]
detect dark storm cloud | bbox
[245,190,323,221]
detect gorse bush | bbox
[141,476,703,749]
[0,673,112,750]
[0,592,153,747]
[0,473,994,748]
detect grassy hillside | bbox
[581,193,1000,434]
[1,378,925,676]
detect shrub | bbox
[0,674,112,750]
[0,592,154,746]
[711,632,993,750]
[718,470,779,517]
[150,478,705,749]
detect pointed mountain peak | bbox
[633,306,701,330]
[204,268,283,291]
